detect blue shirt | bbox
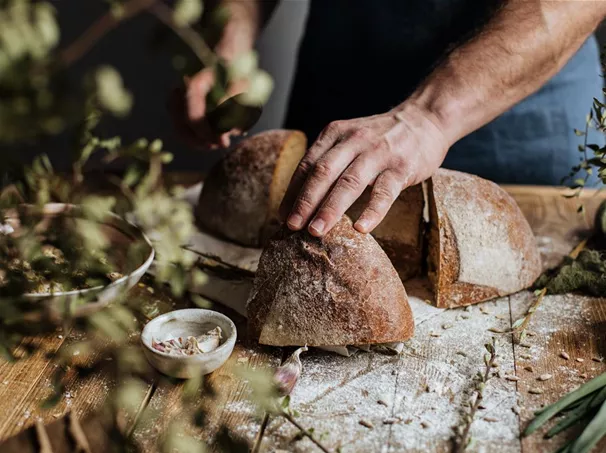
[283,0,604,185]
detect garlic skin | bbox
[274,346,308,396]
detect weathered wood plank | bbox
[506,187,606,452]
[0,276,175,441]
[511,292,606,452]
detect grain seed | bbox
[538,374,553,381]
[560,352,570,360]
[382,418,400,425]
[580,373,588,379]
[505,375,520,382]
[591,357,603,363]
[524,366,534,372]
[528,388,544,395]
[484,417,498,422]
[359,419,374,429]
[576,358,585,363]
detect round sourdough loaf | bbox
[246,216,414,346]
[196,130,306,247]
[427,168,542,308]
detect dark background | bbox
[4,1,605,175]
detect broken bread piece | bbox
[246,216,414,346]
[427,168,542,308]
[196,130,306,247]
[347,184,425,281]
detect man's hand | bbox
[169,1,277,149]
[169,69,249,150]
[279,105,449,236]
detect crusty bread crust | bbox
[246,216,414,346]
[428,169,542,308]
[196,130,306,247]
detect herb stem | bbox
[279,409,331,453]
[59,0,157,67]
[455,338,497,453]
[147,2,218,69]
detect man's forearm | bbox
[214,0,279,61]
[401,0,606,146]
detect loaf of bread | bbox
[426,169,542,308]
[246,216,414,346]
[347,184,425,281]
[196,130,306,247]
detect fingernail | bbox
[355,219,370,233]
[309,219,325,236]
[287,213,303,229]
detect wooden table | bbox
[0,184,605,453]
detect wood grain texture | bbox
[0,275,174,443]
[511,292,606,452]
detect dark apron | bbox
[283,0,604,185]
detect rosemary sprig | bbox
[454,337,497,452]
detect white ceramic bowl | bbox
[140,308,237,379]
[2,203,154,322]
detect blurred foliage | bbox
[0,0,276,451]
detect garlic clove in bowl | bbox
[141,309,237,379]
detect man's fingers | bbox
[308,155,379,236]
[186,69,215,122]
[278,122,343,223]
[354,171,404,233]
[285,135,366,231]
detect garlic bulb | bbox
[274,346,308,396]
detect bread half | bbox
[196,130,306,247]
[246,216,414,346]
[427,169,542,308]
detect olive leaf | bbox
[94,65,133,117]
